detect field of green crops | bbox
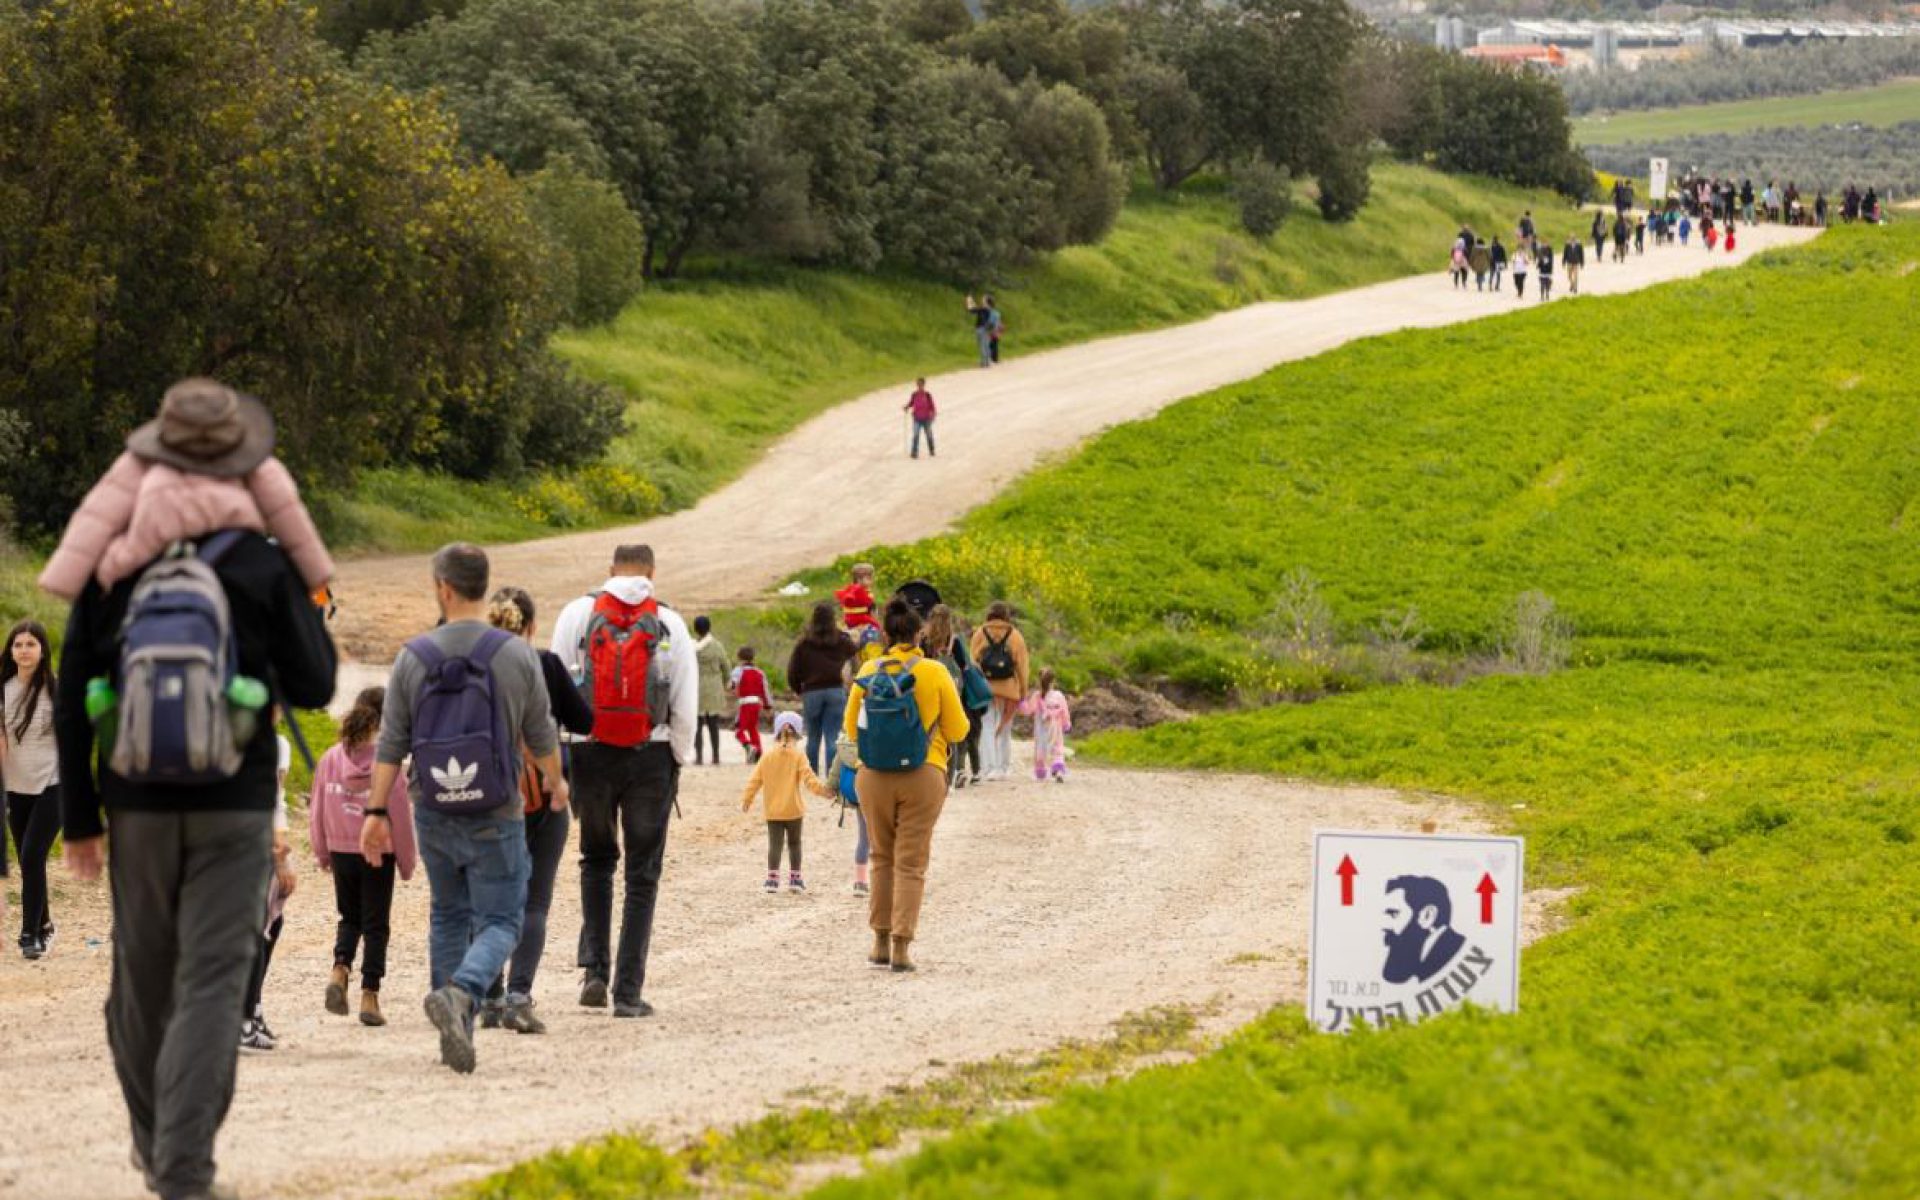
[1575,76,1920,145]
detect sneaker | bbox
[38,921,53,951]
[788,874,807,894]
[239,1018,275,1052]
[502,996,547,1035]
[580,976,610,1009]
[422,985,477,1074]
[953,772,969,791]
[853,880,870,896]
[764,874,780,893]
[612,999,655,1019]
[20,936,42,961]
[255,1013,278,1044]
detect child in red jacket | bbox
[835,562,884,662]
[730,646,771,764]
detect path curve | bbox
[333,223,1818,660]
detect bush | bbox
[1313,144,1372,222]
[1012,83,1128,251]
[1233,158,1293,239]
[519,159,647,327]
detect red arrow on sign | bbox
[1337,855,1357,906]
[1476,873,1498,924]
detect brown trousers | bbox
[856,765,948,942]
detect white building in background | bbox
[1460,16,1918,70]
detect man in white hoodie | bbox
[550,544,698,1018]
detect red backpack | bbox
[581,591,670,747]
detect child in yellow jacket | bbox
[742,712,836,893]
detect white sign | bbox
[1308,830,1524,1034]
[1649,157,1670,202]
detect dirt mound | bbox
[1070,680,1192,735]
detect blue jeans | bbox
[911,419,935,458]
[416,809,530,1004]
[801,687,846,775]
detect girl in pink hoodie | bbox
[310,687,414,1028]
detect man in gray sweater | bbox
[361,543,567,1074]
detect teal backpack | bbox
[857,656,929,772]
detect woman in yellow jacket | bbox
[844,598,971,972]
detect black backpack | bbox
[979,629,1017,682]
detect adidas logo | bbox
[430,756,486,804]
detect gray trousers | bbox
[106,809,273,1200]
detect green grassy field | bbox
[471,225,1920,1196]
[324,164,1575,552]
[1575,76,1920,145]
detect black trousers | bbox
[696,715,723,764]
[574,742,677,1005]
[106,809,272,1200]
[766,819,803,872]
[330,850,396,991]
[6,787,60,941]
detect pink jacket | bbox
[39,451,334,600]
[309,741,416,880]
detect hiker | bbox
[904,378,937,459]
[1679,214,1692,246]
[1725,224,1736,254]
[239,723,297,1051]
[1511,243,1530,298]
[968,602,1030,782]
[1488,236,1508,293]
[38,379,333,605]
[1469,239,1491,292]
[823,733,869,894]
[56,381,337,1200]
[2,620,59,960]
[548,543,696,1020]
[1612,214,1629,264]
[1535,238,1554,303]
[740,711,835,894]
[312,686,413,1030]
[1634,216,1646,255]
[1591,210,1606,263]
[362,543,564,1073]
[692,616,729,766]
[1815,192,1828,227]
[988,296,1004,363]
[1018,669,1073,783]
[1448,240,1468,289]
[787,601,858,776]
[731,646,770,764]
[836,562,883,663]
[919,604,988,790]
[1517,210,1535,252]
[845,598,970,973]
[951,612,989,785]
[1562,234,1584,296]
[481,586,595,1035]
[965,293,995,367]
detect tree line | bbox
[1586,122,1920,196]
[1563,37,1920,118]
[0,0,1586,538]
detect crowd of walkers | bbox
[1669,172,1884,229]
[1448,205,1654,303]
[6,377,1077,1200]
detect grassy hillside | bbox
[789,226,1920,1196]
[325,164,1574,552]
[1575,76,1920,145]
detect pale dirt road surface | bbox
[330,223,1817,661]
[0,763,1470,1200]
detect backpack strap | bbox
[194,529,249,565]
[469,627,512,670]
[406,635,447,673]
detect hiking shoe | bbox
[423,985,477,1074]
[612,999,655,1019]
[325,964,350,1016]
[359,990,386,1028]
[889,936,916,973]
[479,999,506,1030]
[869,930,892,967]
[239,1019,275,1052]
[580,976,609,1008]
[502,997,547,1035]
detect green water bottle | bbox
[227,674,269,748]
[85,677,118,760]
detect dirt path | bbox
[331,223,1817,660]
[1,762,1469,1200]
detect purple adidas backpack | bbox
[405,629,517,816]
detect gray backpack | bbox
[111,533,247,784]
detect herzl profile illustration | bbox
[1382,874,1467,984]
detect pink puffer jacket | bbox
[39,452,334,600]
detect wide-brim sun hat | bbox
[773,712,805,740]
[125,377,276,479]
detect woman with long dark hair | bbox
[787,601,857,776]
[1,620,59,959]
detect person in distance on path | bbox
[1534,237,1554,303]
[1561,234,1584,296]
[905,378,937,459]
